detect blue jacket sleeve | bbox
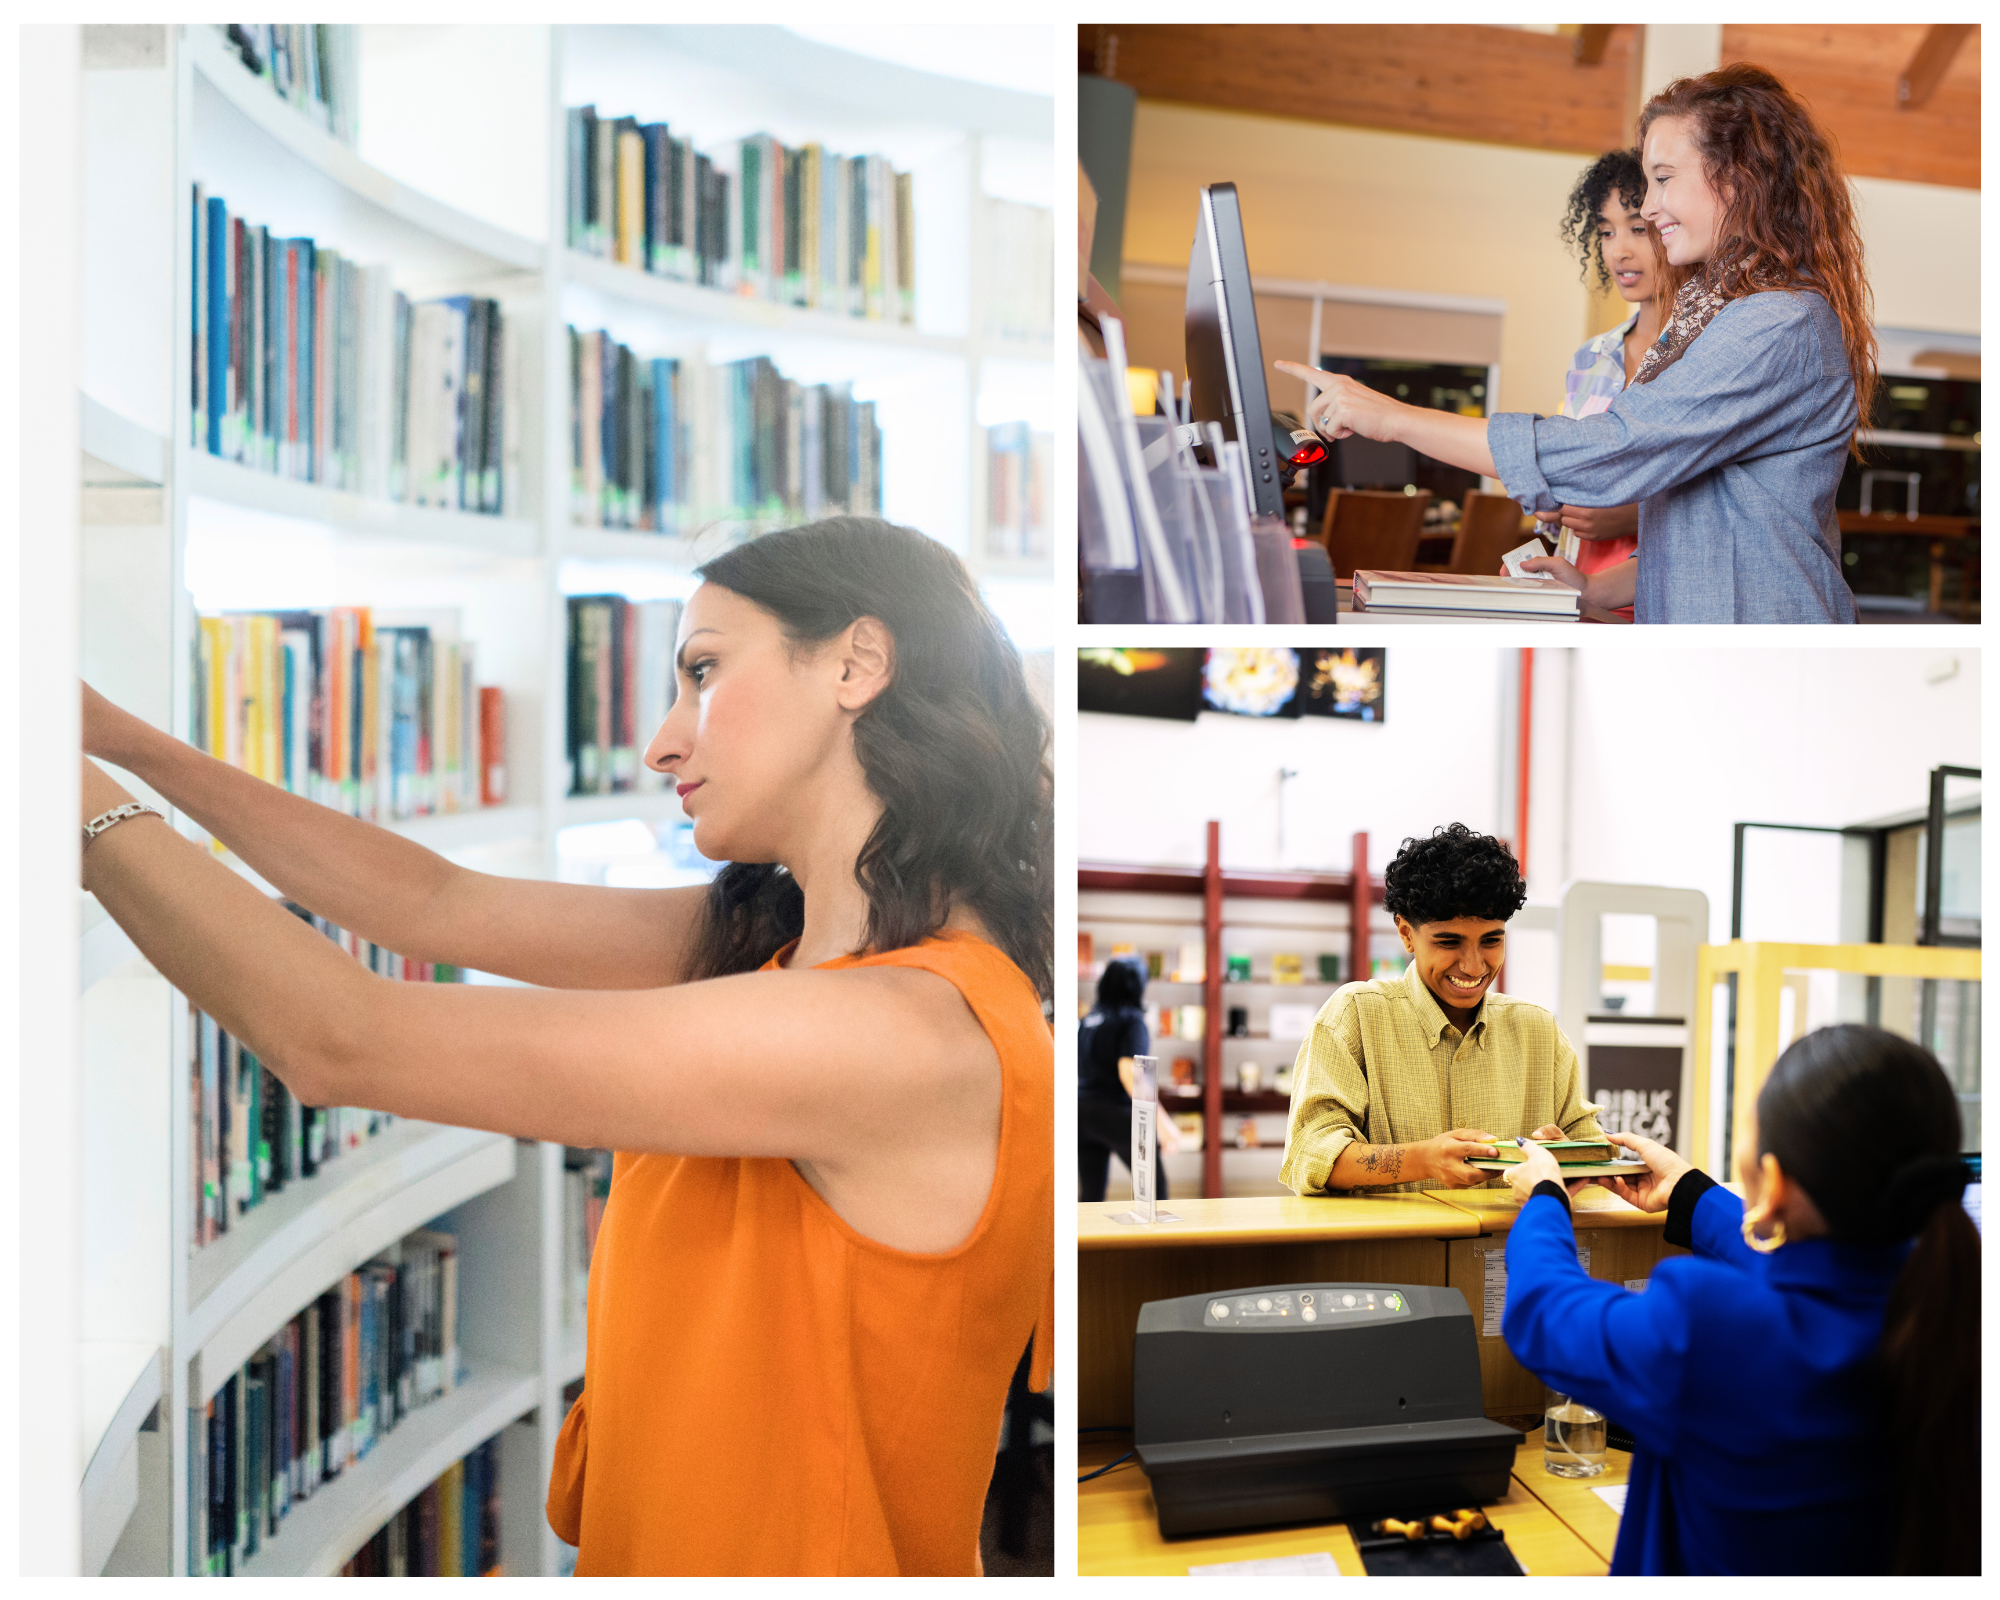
[1501,1193,1692,1455]
[1488,291,1855,513]
[1685,1181,1759,1271]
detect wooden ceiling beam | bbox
[1898,23,1974,110]
[1085,24,1641,156]
[1575,24,1616,67]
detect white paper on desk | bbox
[1593,1484,1629,1516]
[1189,1552,1341,1577]
[1480,1244,1590,1337]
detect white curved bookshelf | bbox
[184,23,540,279]
[55,21,1049,1578]
[185,450,541,558]
[81,1341,164,1573]
[186,1124,514,1399]
[235,1362,539,1577]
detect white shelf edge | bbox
[560,525,708,567]
[82,1340,163,1490]
[81,393,169,487]
[556,1338,586,1388]
[558,790,685,828]
[185,449,541,556]
[235,1363,539,1578]
[81,899,146,992]
[187,1125,516,1399]
[560,248,961,355]
[184,25,541,274]
[383,803,542,855]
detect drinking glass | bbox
[1543,1391,1608,1478]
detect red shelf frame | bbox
[1080,822,1384,1197]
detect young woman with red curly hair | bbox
[1282,64,1874,624]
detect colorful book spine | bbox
[563,596,683,797]
[984,422,1053,560]
[189,1227,469,1575]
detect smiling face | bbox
[1598,193,1658,305]
[1397,914,1507,1022]
[642,583,869,865]
[1642,114,1727,267]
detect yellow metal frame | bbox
[1690,940,1982,1172]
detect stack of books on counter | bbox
[1351,570,1580,621]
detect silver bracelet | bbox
[82,801,164,847]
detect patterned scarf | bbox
[1629,269,1733,386]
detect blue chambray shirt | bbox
[1490,290,1859,624]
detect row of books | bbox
[191,1227,463,1575]
[569,332,885,533]
[984,422,1052,560]
[192,608,504,823]
[982,197,1055,344]
[192,187,518,514]
[561,1148,614,1334]
[191,904,465,1248]
[337,1437,503,1577]
[218,24,358,146]
[565,597,682,796]
[566,106,916,324]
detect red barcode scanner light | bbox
[1285,430,1327,468]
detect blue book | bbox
[206,196,228,456]
[652,357,676,529]
[296,240,315,481]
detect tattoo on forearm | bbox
[1351,1144,1404,1182]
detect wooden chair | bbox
[1446,490,1536,575]
[1317,488,1431,580]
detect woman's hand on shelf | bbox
[1598,1130,1693,1213]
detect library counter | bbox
[1078,1427,1633,1575]
[1079,1187,1681,1428]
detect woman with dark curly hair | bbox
[1279,824,1602,1195]
[1283,64,1871,622]
[76,516,1053,1575]
[1533,147,1671,617]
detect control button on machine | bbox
[1212,1302,1230,1319]
[1342,1293,1356,1307]
[1256,1297,1272,1312]
[1302,1307,1317,1323]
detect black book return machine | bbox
[1132,1283,1521,1539]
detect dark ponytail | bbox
[1756,1025,1978,1574]
[680,517,1053,1003]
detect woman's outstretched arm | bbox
[81,757,1002,1250]
[85,683,705,990]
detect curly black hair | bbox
[1382,823,1527,928]
[1560,148,1648,294]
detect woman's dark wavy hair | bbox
[1382,823,1527,928]
[681,516,1052,1004]
[1755,1025,1978,1575]
[1559,148,1649,294]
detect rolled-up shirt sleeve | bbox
[1279,999,1370,1194]
[1488,292,1849,516]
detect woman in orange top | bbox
[78,517,1054,1575]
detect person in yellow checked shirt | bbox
[1280,824,1603,1194]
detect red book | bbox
[479,686,506,806]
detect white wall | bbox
[1566,647,1980,944]
[1077,645,1980,951]
[1076,648,1510,874]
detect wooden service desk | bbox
[1078,1434,1614,1576]
[1509,1426,1633,1567]
[1079,1188,1681,1426]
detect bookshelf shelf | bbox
[233,1362,539,1578]
[558,790,685,829]
[383,803,542,855]
[561,524,707,566]
[184,451,541,559]
[557,1338,587,1389]
[186,1125,514,1401]
[560,248,961,360]
[82,394,169,487]
[185,25,540,281]
[82,1341,164,1572]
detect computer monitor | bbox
[1186,182,1284,518]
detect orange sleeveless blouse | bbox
[544,930,1053,1575]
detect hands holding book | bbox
[1594,1130,1694,1212]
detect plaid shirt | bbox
[1279,962,1603,1195]
[1563,311,1638,419]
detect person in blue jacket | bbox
[1500,1024,1978,1574]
